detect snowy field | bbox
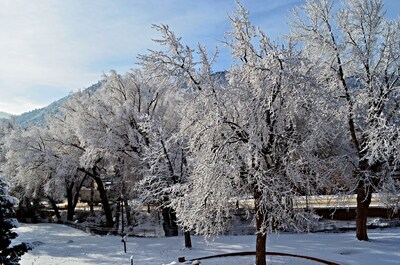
[15,223,400,265]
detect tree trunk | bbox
[78,166,113,227]
[184,230,192,249]
[254,188,267,265]
[94,177,114,227]
[121,198,125,235]
[161,206,178,237]
[115,201,120,232]
[256,231,267,265]
[24,197,39,223]
[170,209,178,236]
[124,198,132,226]
[89,180,94,215]
[73,175,87,212]
[356,184,372,241]
[72,189,81,212]
[66,185,74,221]
[162,207,172,236]
[66,176,87,221]
[66,185,81,221]
[46,197,61,221]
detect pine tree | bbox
[0,176,31,265]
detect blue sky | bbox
[0,0,398,115]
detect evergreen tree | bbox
[0,176,31,265]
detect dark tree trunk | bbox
[66,185,74,221]
[162,207,171,236]
[78,166,113,227]
[66,176,87,221]
[73,176,86,210]
[161,206,178,237]
[115,201,121,231]
[94,176,114,227]
[356,184,372,241]
[24,197,39,223]
[46,197,61,221]
[256,231,267,265]
[254,188,267,265]
[170,209,178,236]
[355,158,375,241]
[184,230,192,249]
[89,180,94,215]
[124,198,132,226]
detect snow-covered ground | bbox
[15,223,400,265]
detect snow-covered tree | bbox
[140,5,336,265]
[290,0,400,241]
[0,119,16,170]
[2,123,87,222]
[60,89,116,227]
[59,69,166,228]
[90,70,160,227]
[89,69,189,238]
[3,126,60,219]
[137,87,190,238]
[138,24,206,241]
[0,176,31,265]
[44,116,89,221]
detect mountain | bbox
[15,97,68,126]
[15,81,103,126]
[0,112,12,120]
[14,71,227,126]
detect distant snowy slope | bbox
[14,72,226,127]
[0,111,12,119]
[15,81,103,126]
[15,97,68,126]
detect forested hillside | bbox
[0,112,12,119]
[15,82,103,126]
